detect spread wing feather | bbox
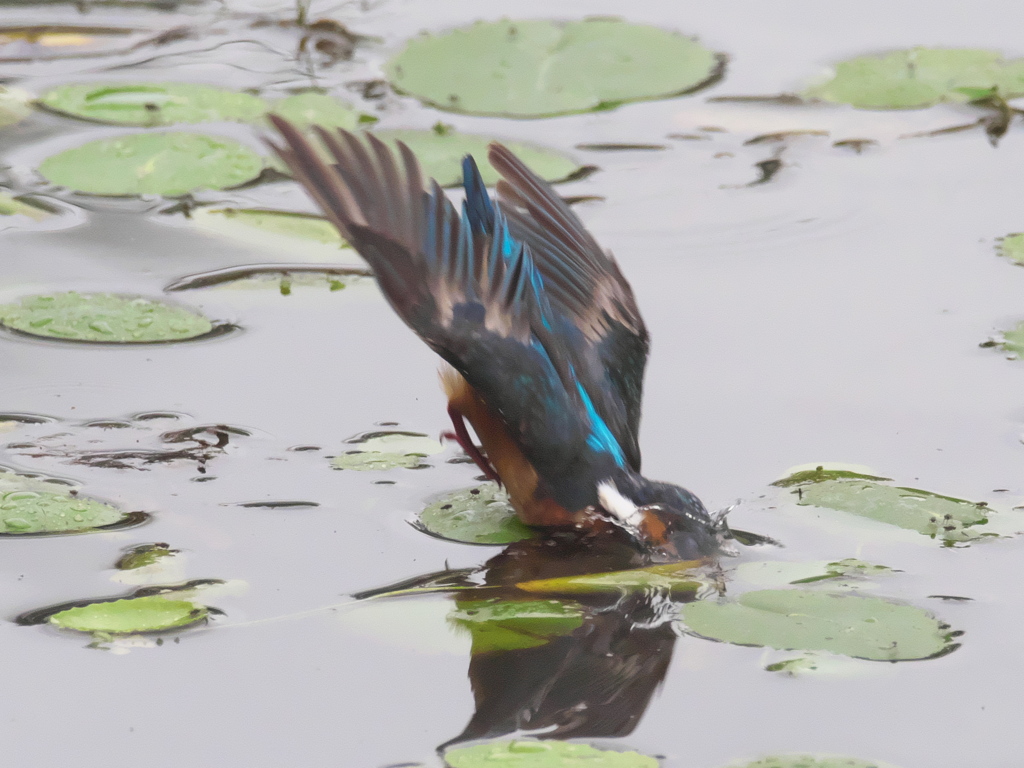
[268,117,649,504]
[489,145,649,470]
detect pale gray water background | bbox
[2,0,1024,766]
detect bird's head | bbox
[596,477,723,562]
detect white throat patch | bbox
[597,480,644,528]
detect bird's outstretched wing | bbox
[488,146,649,470]
[268,117,648,507]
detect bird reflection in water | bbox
[357,533,722,749]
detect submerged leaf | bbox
[331,431,443,471]
[679,589,956,661]
[40,82,268,126]
[444,740,658,768]
[0,292,214,343]
[811,48,1024,109]
[449,598,584,653]
[387,18,722,118]
[374,129,581,186]
[49,595,207,634]
[39,132,264,196]
[418,483,532,545]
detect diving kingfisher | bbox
[269,117,723,561]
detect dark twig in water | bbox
[574,143,668,151]
[833,138,878,153]
[707,93,806,105]
[744,130,828,145]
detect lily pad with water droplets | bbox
[39,132,264,196]
[331,431,444,471]
[0,292,214,343]
[375,128,581,186]
[810,48,1024,109]
[418,482,533,544]
[387,18,722,118]
[0,85,32,127]
[49,595,208,634]
[449,598,585,653]
[679,589,957,661]
[444,740,658,768]
[0,478,130,535]
[271,91,365,130]
[730,756,901,768]
[40,82,268,126]
[774,467,989,543]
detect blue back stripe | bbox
[575,381,626,467]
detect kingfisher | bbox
[269,116,722,561]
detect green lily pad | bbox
[998,322,1024,358]
[375,127,581,186]
[386,18,722,118]
[0,472,131,535]
[679,589,956,661]
[730,756,900,768]
[998,233,1024,266]
[49,595,208,634]
[271,91,364,130]
[39,82,268,126]
[0,85,32,127]
[774,468,989,543]
[810,48,1024,109]
[444,740,658,768]
[736,559,893,587]
[191,208,349,249]
[39,132,264,196]
[331,431,443,471]
[517,560,708,596]
[418,483,533,544]
[0,292,214,343]
[449,598,584,653]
